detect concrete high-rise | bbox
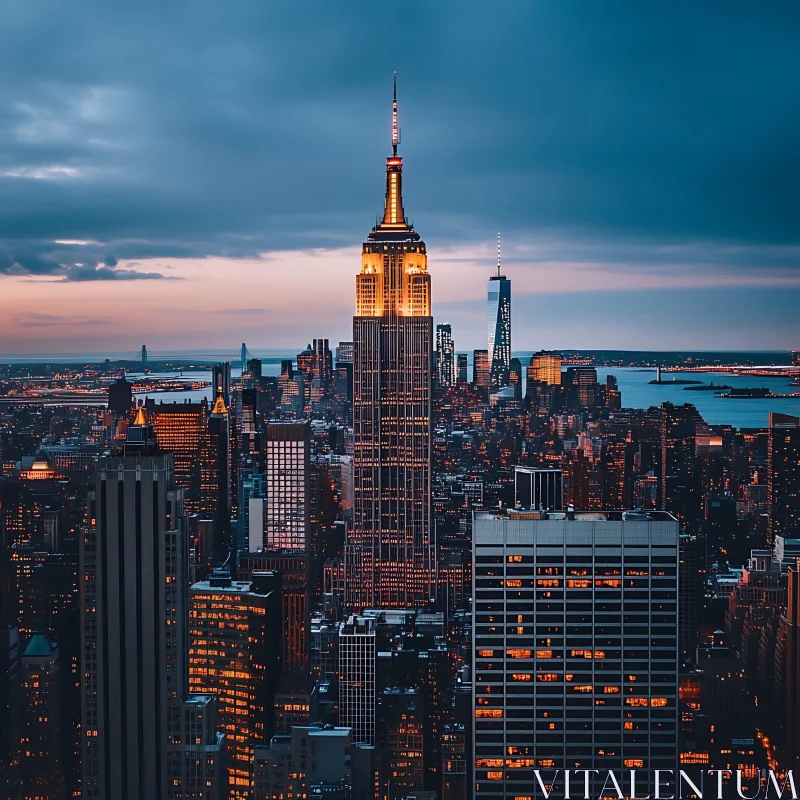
[473,349,490,390]
[81,446,225,799]
[352,76,433,608]
[472,509,679,799]
[487,234,511,390]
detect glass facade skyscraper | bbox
[487,236,511,390]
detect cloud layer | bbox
[0,1,798,346]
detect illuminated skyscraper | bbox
[265,421,310,550]
[436,323,455,388]
[189,570,282,796]
[472,349,490,390]
[528,350,562,386]
[487,234,511,389]
[352,76,433,608]
[152,400,208,515]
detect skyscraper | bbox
[436,323,456,388]
[212,362,232,405]
[20,634,64,799]
[239,552,311,672]
[661,402,700,528]
[456,353,468,384]
[472,509,679,798]
[472,349,490,390]
[265,420,310,550]
[312,338,334,393]
[81,447,225,799]
[768,412,800,545]
[352,76,433,608]
[338,615,376,746]
[487,234,511,390]
[0,626,20,797]
[203,393,231,525]
[188,570,282,795]
[151,399,208,515]
[528,350,562,386]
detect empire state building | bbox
[351,77,434,608]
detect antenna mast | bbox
[392,72,399,156]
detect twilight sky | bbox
[1,1,799,355]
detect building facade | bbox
[338,615,376,746]
[528,351,563,386]
[80,452,225,800]
[188,571,282,797]
[265,421,311,551]
[436,323,456,388]
[472,509,680,799]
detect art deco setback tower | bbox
[352,76,434,608]
[488,233,511,390]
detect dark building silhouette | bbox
[107,377,133,418]
[20,634,64,799]
[768,413,800,544]
[0,626,20,797]
[661,402,700,529]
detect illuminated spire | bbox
[211,393,228,415]
[392,71,399,156]
[497,232,501,278]
[133,405,148,425]
[381,72,406,228]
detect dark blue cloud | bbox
[0,0,797,289]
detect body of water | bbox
[595,368,799,429]
[4,353,797,429]
[141,366,798,429]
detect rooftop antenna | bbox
[497,232,502,278]
[392,72,400,156]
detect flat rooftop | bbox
[478,509,678,523]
